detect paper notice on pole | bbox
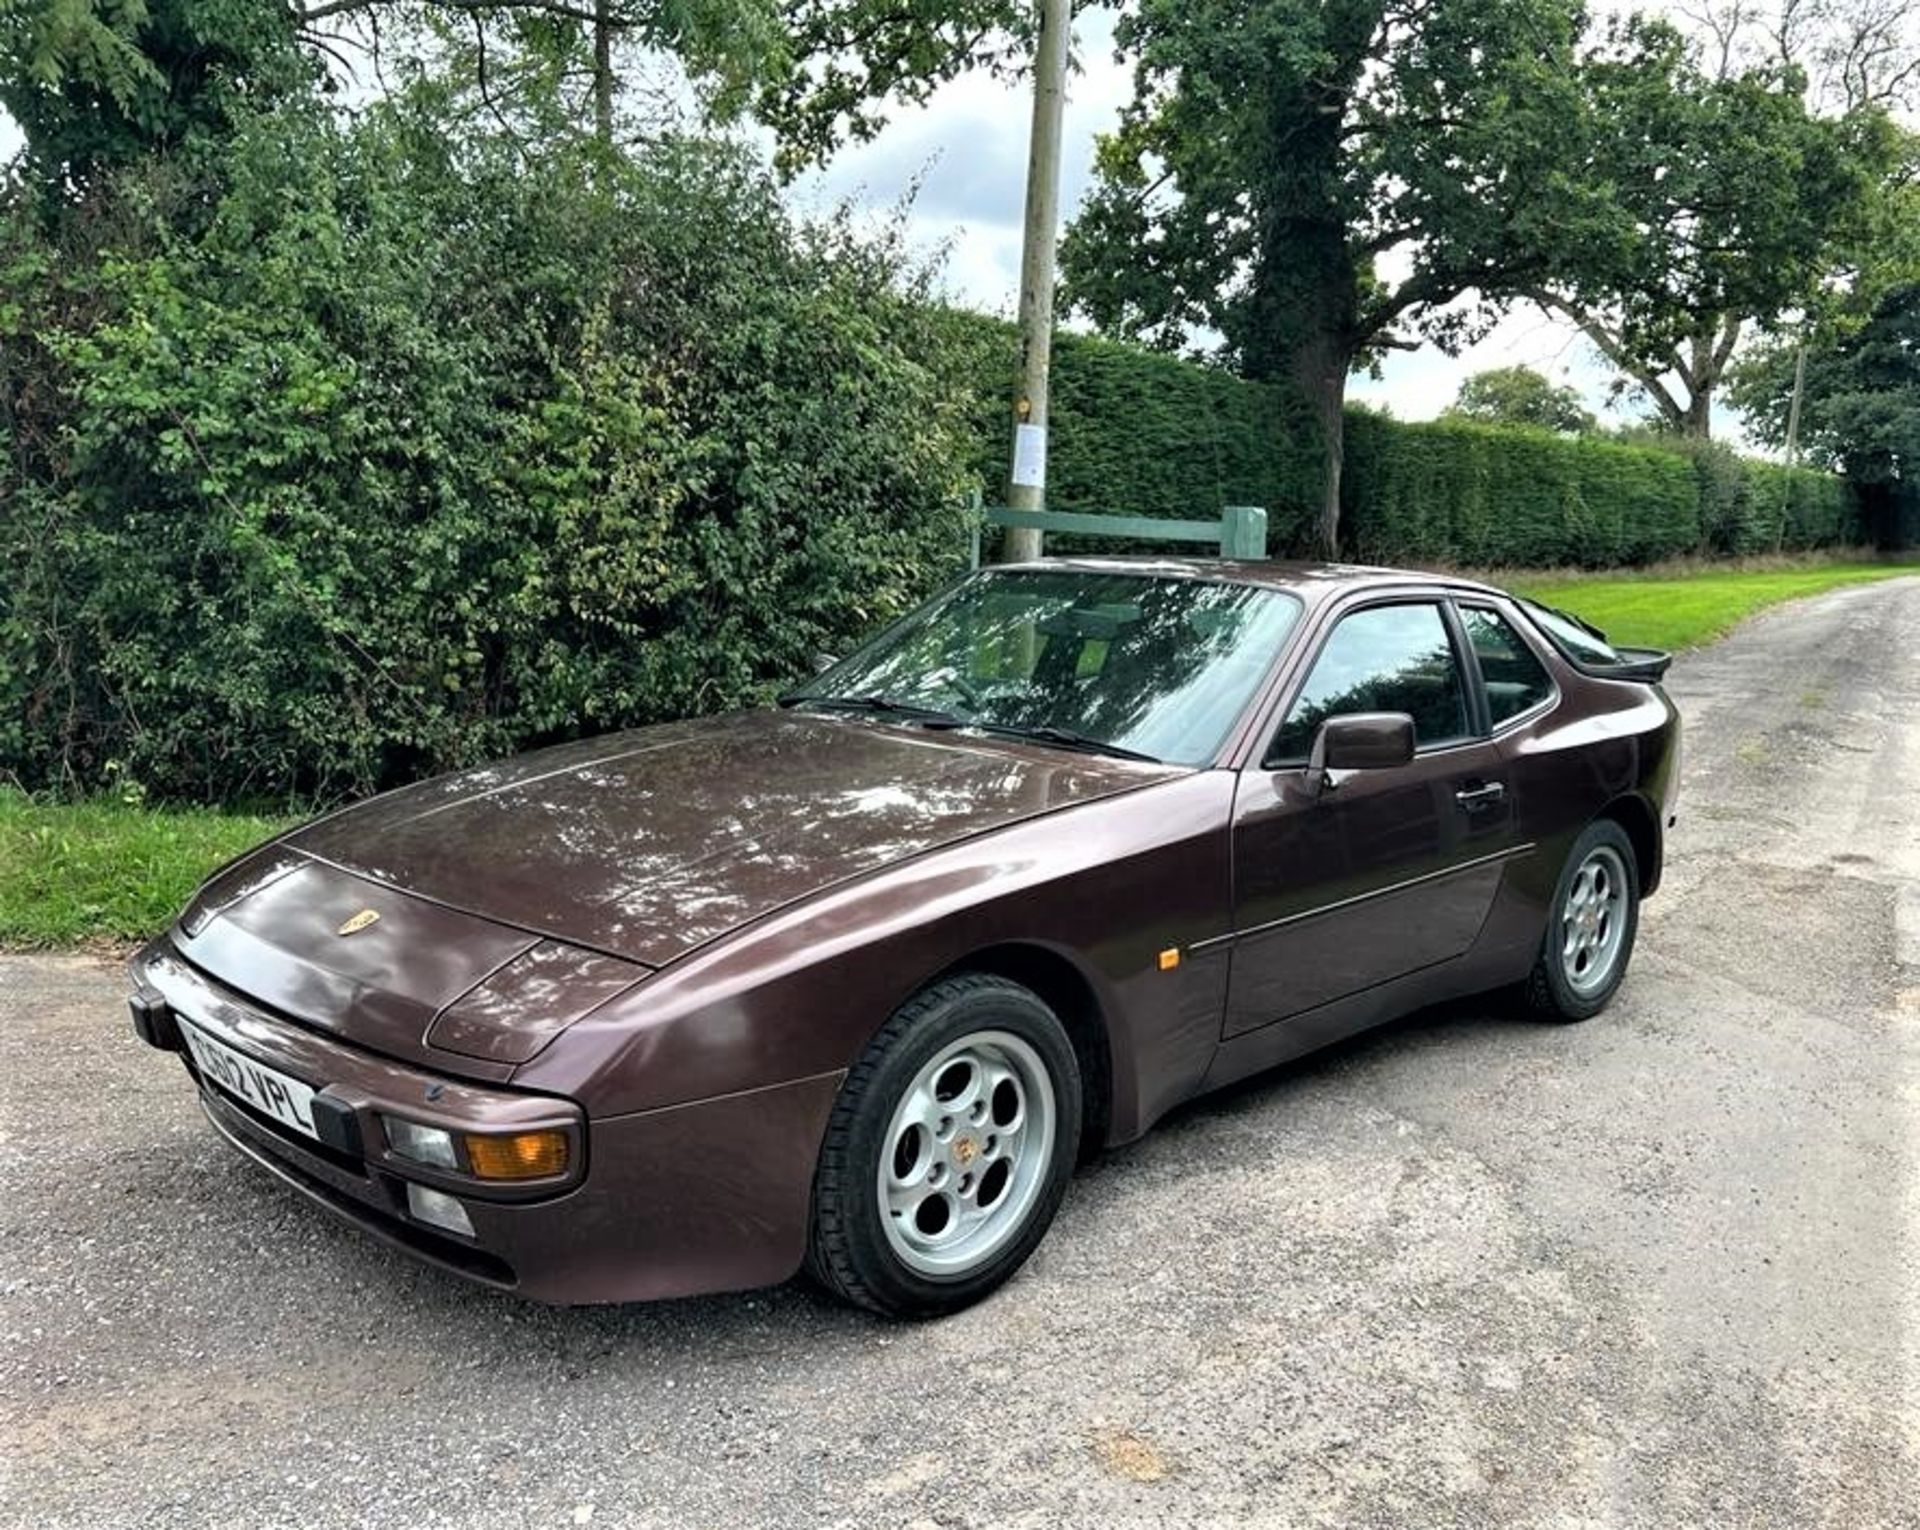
[1011,423,1048,489]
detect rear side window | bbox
[1520,599,1625,666]
[1270,603,1468,762]
[1460,606,1555,726]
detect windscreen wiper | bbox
[778,692,966,727]
[961,721,1164,764]
[780,694,1162,763]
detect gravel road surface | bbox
[5,577,1918,1529]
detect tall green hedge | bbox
[1683,441,1857,553]
[2,106,1867,806]
[1,115,974,802]
[952,317,1863,567]
[1341,413,1705,566]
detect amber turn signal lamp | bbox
[1158,948,1181,971]
[464,1128,570,1180]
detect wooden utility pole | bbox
[1000,0,1072,563]
[1776,341,1807,550]
[1784,342,1807,466]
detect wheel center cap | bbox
[953,1136,978,1167]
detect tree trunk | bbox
[1242,199,1356,558]
[1674,327,1717,438]
[593,0,614,143]
[1292,335,1350,558]
[1678,384,1712,438]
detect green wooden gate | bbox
[967,499,1269,569]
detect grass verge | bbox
[0,790,293,949]
[1508,560,1917,652]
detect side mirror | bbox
[811,652,838,675]
[1308,712,1415,791]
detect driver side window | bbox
[1268,602,1469,764]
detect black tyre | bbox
[806,973,1082,1318]
[1523,818,1641,1022]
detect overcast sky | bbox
[0,2,1727,437]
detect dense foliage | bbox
[0,0,315,192]
[1341,417,1852,564]
[1,105,974,801]
[1060,0,1905,554]
[1733,281,1920,549]
[940,321,1323,541]
[1525,14,1898,439]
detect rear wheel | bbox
[806,974,1081,1317]
[1523,819,1640,1022]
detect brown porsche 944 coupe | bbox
[129,559,1678,1316]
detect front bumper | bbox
[130,938,844,1303]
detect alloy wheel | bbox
[1561,844,1630,998]
[876,1029,1057,1278]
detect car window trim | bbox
[1439,598,1492,739]
[1450,597,1562,738]
[1258,593,1480,770]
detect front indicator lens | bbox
[465,1129,570,1181]
[384,1116,459,1169]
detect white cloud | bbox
[786,6,1134,317]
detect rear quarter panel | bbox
[1491,668,1679,964]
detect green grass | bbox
[0,790,294,948]
[1511,561,1919,652]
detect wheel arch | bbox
[925,942,1113,1161]
[1597,791,1662,897]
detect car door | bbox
[1221,596,1521,1036]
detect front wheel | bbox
[806,974,1081,1317]
[1523,819,1641,1022]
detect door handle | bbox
[1454,781,1506,810]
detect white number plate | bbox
[181,1021,321,1143]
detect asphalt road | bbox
[5,577,1919,1529]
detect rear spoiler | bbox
[1572,645,1672,684]
[1519,600,1672,684]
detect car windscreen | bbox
[794,570,1303,766]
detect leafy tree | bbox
[1731,281,1920,498]
[1522,15,1897,439]
[1445,366,1595,433]
[1059,0,1599,555]
[5,1,1026,172]
[288,0,788,144]
[0,0,314,189]
[284,1,1028,159]
[755,0,1028,172]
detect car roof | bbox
[990,555,1509,607]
